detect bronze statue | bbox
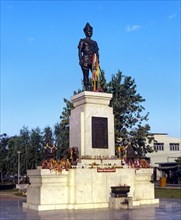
[78,23,99,90]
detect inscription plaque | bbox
[92,117,108,149]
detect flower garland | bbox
[42,158,71,173]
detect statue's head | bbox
[83,22,93,36]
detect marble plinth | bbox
[23,167,159,211]
[69,91,115,157]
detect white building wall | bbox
[146,134,181,167]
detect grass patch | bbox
[155,187,181,199]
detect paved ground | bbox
[0,193,181,220]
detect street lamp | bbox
[17,151,21,184]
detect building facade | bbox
[146,133,181,181]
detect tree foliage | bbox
[29,127,44,168]
[1,127,48,179]
[0,134,9,182]
[106,71,154,156]
[58,98,73,158]
[107,71,146,141]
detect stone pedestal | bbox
[23,167,159,211]
[109,197,133,209]
[69,91,115,157]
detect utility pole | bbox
[17,151,21,184]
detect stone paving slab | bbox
[0,193,181,220]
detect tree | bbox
[19,127,31,174]
[107,71,154,156]
[129,124,155,158]
[41,126,54,160]
[6,135,20,175]
[108,71,145,142]
[29,127,43,168]
[0,133,9,182]
[99,70,108,92]
[54,123,62,159]
[43,126,53,144]
[58,98,73,158]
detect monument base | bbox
[23,167,159,211]
[23,202,109,211]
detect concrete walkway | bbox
[0,192,181,220]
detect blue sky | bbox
[1,0,180,138]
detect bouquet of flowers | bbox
[42,158,71,173]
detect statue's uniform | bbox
[78,38,99,71]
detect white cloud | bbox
[168,14,176,19]
[126,25,140,32]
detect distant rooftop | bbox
[150,133,168,136]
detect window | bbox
[154,143,164,151]
[170,143,180,151]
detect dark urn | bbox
[111,186,130,198]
